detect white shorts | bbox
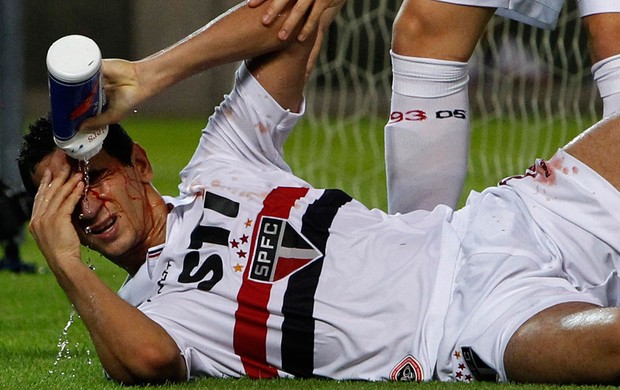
[437,0,620,29]
[436,149,620,382]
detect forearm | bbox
[136,1,299,103]
[83,0,304,129]
[50,257,185,384]
[29,167,184,383]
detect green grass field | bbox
[0,116,603,389]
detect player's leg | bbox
[581,3,620,117]
[505,302,620,383]
[504,113,620,383]
[385,0,494,213]
[563,113,620,191]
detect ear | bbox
[131,143,154,182]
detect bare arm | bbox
[29,165,185,384]
[82,1,302,130]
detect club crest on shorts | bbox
[249,216,321,283]
[390,355,424,382]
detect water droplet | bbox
[85,226,92,234]
[50,310,75,375]
[80,159,91,215]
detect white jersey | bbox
[436,0,620,29]
[119,62,460,381]
[119,62,620,383]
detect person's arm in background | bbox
[81,1,307,130]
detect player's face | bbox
[32,147,161,270]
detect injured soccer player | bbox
[18,0,620,385]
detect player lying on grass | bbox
[18,0,620,385]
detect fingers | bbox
[292,0,322,41]
[32,167,84,220]
[250,0,311,40]
[29,168,85,266]
[32,169,52,219]
[256,0,332,42]
[254,0,291,26]
[305,27,325,79]
[51,169,84,214]
[247,0,268,8]
[278,0,315,41]
[79,110,119,132]
[60,172,86,214]
[79,59,139,131]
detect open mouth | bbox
[85,216,117,235]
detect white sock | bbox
[385,51,470,213]
[592,54,620,117]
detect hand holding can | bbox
[47,35,108,161]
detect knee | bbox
[585,327,620,384]
[391,0,493,61]
[391,3,424,54]
[505,304,620,384]
[391,1,444,57]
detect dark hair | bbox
[17,116,134,196]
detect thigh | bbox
[437,187,615,383]
[438,0,564,29]
[505,302,620,384]
[581,12,620,62]
[579,0,620,17]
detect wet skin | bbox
[31,146,168,275]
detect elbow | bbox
[137,343,187,384]
[107,342,187,385]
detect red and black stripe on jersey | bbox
[233,187,352,378]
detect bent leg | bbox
[385,0,493,212]
[505,302,620,384]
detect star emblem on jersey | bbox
[229,232,251,271]
[452,348,474,382]
[249,216,321,283]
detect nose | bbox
[79,189,103,220]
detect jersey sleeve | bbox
[178,61,306,196]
